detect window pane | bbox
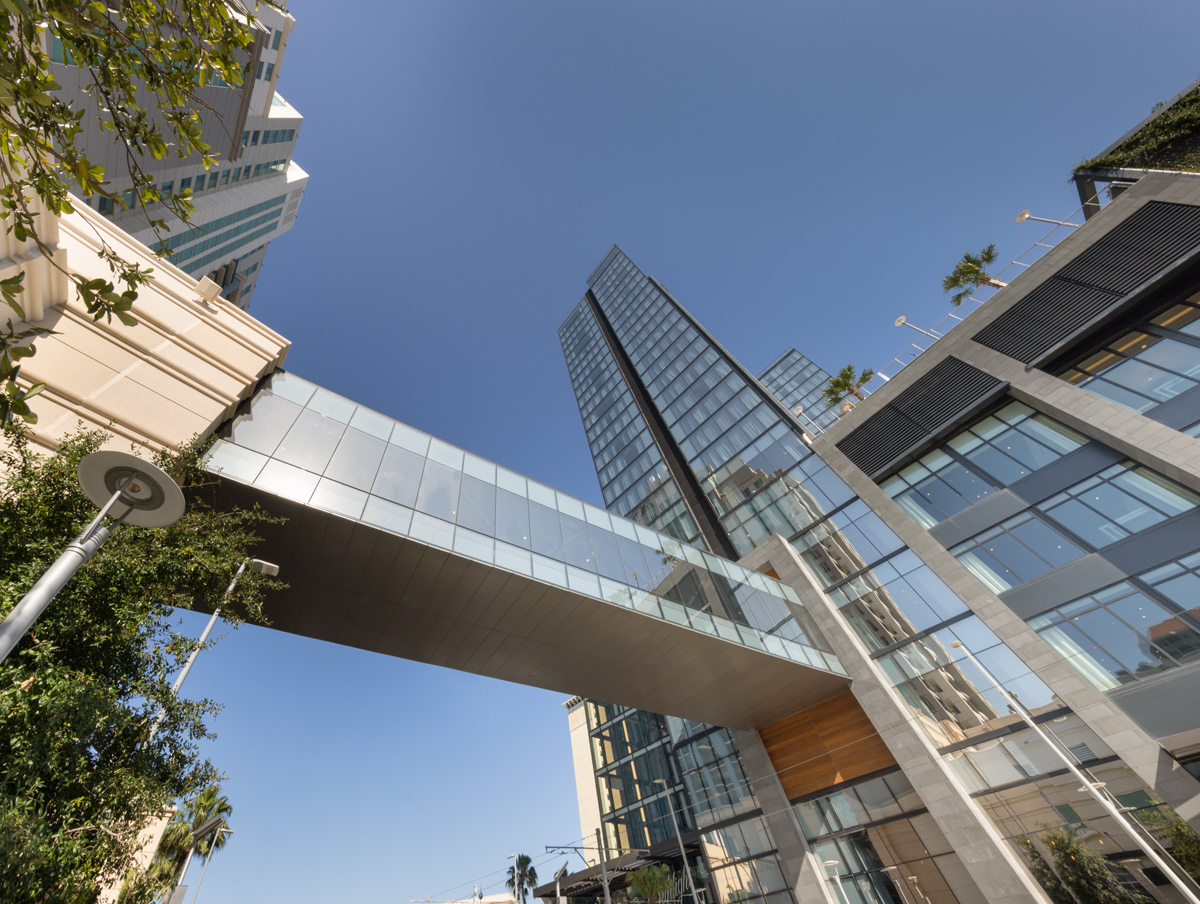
[323,427,386,490]
[372,444,426,508]
[495,488,530,548]
[415,460,462,522]
[457,474,496,535]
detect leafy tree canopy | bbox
[0,0,268,425]
[0,427,282,904]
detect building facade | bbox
[49,0,308,310]
[555,187,1200,904]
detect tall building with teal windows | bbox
[552,229,1200,904]
[50,0,308,310]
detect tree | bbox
[0,426,283,904]
[1032,825,1151,904]
[820,364,875,414]
[150,783,234,887]
[0,1,268,425]
[506,854,539,904]
[942,243,1008,306]
[624,865,675,904]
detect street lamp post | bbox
[146,558,280,743]
[1016,209,1080,228]
[171,815,228,904]
[507,852,520,904]
[0,451,185,665]
[653,779,700,904]
[188,826,232,904]
[595,828,613,904]
[894,316,942,340]
[821,861,847,904]
[949,640,1200,904]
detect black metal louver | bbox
[972,279,1122,362]
[836,358,1004,478]
[974,201,1200,363]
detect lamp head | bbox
[190,815,226,841]
[949,641,964,649]
[77,451,186,528]
[894,316,907,327]
[1016,209,1031,223]
[248,558,280,576]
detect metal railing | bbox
[868,200,1098,388]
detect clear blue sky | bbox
[171,1,1200,901]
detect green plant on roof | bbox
[942,244,1007,307]
[821,364,875,414]
[1076,86,1200,174]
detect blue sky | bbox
[170,1,1200,901]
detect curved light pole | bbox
[894,316,942,340]
[652,778,700,904]
[146,557,280,743]
[949,640,1200,904]
[0,451,185,665]
[1016,209,1080,228]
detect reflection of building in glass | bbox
[552,197,1200,904]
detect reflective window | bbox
[1059,294,1200,412]
[881,402,1087,528]
[875,615,1055,739]
[828,552,968,651]
[792,499,904,588]
[793,774,954,904]
[1030,570,1200,690]
[951,513,1084,593]
[1038,461,1199,548]
[944,713,1114,792]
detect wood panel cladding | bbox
[759,690,896,801]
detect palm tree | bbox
[150,783,234,886]
[942,243,1008,306]
[820,364,875,414]
[625,864,675,904]
[506,854,539,904]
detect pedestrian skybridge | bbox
[204,372,849,728]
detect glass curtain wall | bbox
[756,349,839,434]
[1058,290,1200,413]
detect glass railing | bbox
[205,372,846,675]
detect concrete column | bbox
[739,536,1051,904]
[730,727,838,904]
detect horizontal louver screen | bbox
[972,280,1122,362]
[837,358,1004,477]
[974,201,1200,363]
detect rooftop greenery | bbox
[1076,85,1200,174]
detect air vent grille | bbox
[836,358,1004,477]
[973,201,1200,363]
